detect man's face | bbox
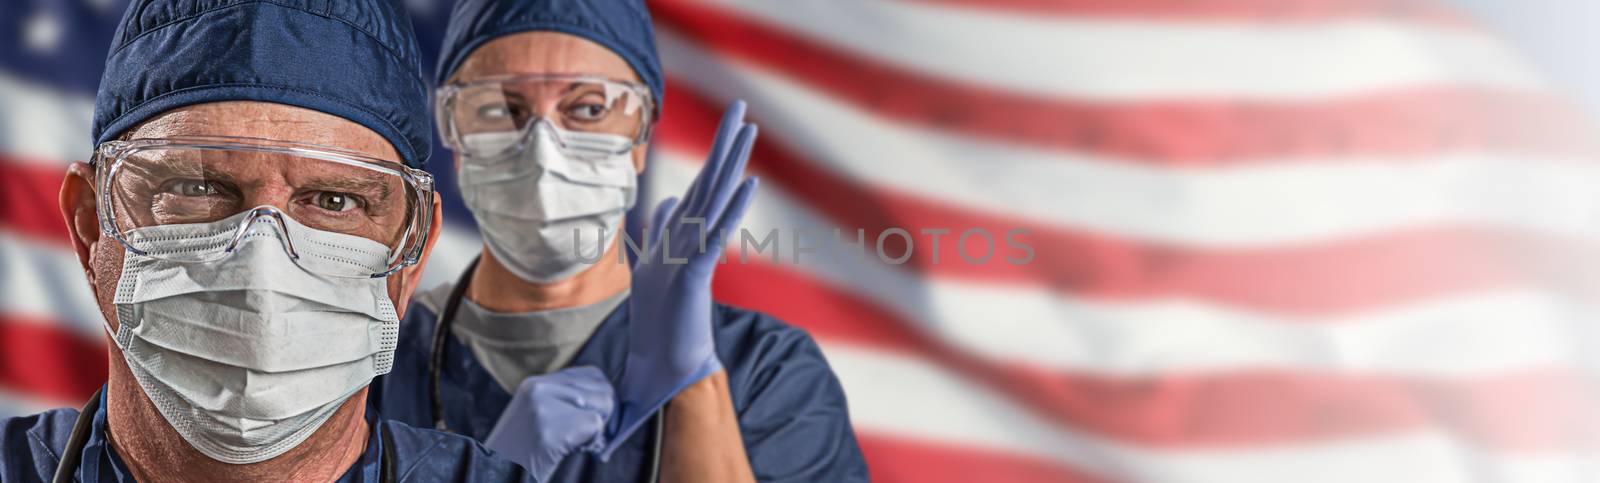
[71,100,438,336]
[451,31,651,173]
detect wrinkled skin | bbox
[58,101,443,483]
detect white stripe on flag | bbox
[825,342,1600,483]
[0,229,103,341]
[659,32,1600,246]
[652,152,1595,377]
[685,0,1543,100]
[0,72,94,165]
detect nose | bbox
[224,206,301,261]
[526,117,560,140]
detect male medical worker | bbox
[0,1,531,481]
[367,0,869,481]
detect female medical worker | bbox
[367,0,869,482]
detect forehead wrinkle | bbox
[124,109,197,139]
[300,174,394,202]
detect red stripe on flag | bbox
[0,156,70,246]
[0,315,106,405]
[901,0,1475,26]
[653,1,1599,164]
[858,432,1109,483]
[662,84,1600,315]
[715,259,1600,450]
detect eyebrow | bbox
[134,160,241,188]
[301,175,394,201]
[499,81,596,101]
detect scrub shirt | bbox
[0,389,528,482]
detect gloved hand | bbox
[601,100,760,458]
[484,366,615,481]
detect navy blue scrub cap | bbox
[93,0,433,168]
[437,0,664,108]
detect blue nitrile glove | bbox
[600,100,761,458]
[484,366,615,481]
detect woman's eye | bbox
[310,192,363,212]
[169,179,219,197]
[567,103,607,122]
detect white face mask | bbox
[107,210,399,464]
[457,121,637,283]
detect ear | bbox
[59,162,100,279]
[393,196,444,317]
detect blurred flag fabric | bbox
[5,1,1600,482]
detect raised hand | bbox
[601,100,760,458]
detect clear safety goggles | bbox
[436,74,655,158]
[91,136,435,278]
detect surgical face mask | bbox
[457,121,637,283]
[107,210,399,464]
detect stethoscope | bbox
[428,256,664,483]
[52,388,398,483]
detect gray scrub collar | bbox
[454,290,629,348]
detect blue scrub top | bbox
[0,389,528,482]
[369,296,870,482]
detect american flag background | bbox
[5,1,1600,482]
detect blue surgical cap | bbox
[93,0,433,168]
[437,0,664,107]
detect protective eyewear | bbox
[436,74,655,158]
[91,136,435,278]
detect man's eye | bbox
[168,179,220,197]
[310,192,364,212]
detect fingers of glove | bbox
[692,178,760,274]
[534,368,614,410]
[517,380,582,415]
[562,365,612,389]
[685,101,748,216]
[700,123,758,232]
[586,411,610,444]
[578,411,611,457]
[582,439,606,456]
[647,197,680,251]
[676,162,710,223]
[570,380,616,417]
[706,100,747,165]
[537,383,586,412]
[709,177,761,252]
[557,409,610,448]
